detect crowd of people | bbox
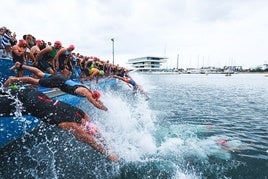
[0,25,150,162]
[0,25,149,97]
[0,26,130,80]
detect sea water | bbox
[0,73,268,178]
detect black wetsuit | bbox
[39,75,66,88]
[0,88,85,125]
[37,47,57,72]
[39,75,86,96]
[58,50,72,71]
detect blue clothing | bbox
[1,33,11,48]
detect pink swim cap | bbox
[54,40,62,47]
[67,44,75,51]
[92,90,101,99]
[85,122,97,135]
[36,40,43,46]
[217,139,227,145]
[19,39,27,46]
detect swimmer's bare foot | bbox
[9,62,22,71]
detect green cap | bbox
[99,70,104,75]
[10,84,18,90]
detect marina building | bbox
[127,56,167,72]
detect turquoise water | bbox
[146,73,268,178]
[0,73,268,178]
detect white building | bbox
[127,56,167,72]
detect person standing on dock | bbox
[54,44,76,78]
[34,40,62,75]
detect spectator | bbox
[24,34,35,49]
[2,42,12,59]
[0,27,6,56]
[22,34,35,63]
[1,28,11,48]
[1,28,17,48]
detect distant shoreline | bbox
[137,71,268,75]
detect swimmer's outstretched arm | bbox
[58,119,119,162]
[75,87,108,111]
[137,85,150,100]
[113,75,125,81]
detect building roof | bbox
[128,56,168,63]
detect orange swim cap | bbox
[92,90,101,99]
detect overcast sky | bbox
[2,0,268,68]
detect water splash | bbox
[1,75,256,178]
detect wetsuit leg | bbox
[39,75,66,88]
[18,89,85,125]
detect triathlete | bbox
[113,75,150,100]
[0,88,119,162]
[5,62,108,111]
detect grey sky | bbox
[2,0,268,68]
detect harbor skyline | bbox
[2,0,268,69]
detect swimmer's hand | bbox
[108,153,120,162]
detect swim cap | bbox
[92,90,101,99]
[54,40,62,47]
[99,70,104,75]
[10,84,18,90]
[216,139,227,145]
[67,44,75,51]
[36,40,43,46]
[85,122,97,135]
[19,39,27,46]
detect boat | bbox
[0,57,116,148]
[224,69,234,76]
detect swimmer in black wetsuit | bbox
[0,88,119,162]
[5,62,108,111]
